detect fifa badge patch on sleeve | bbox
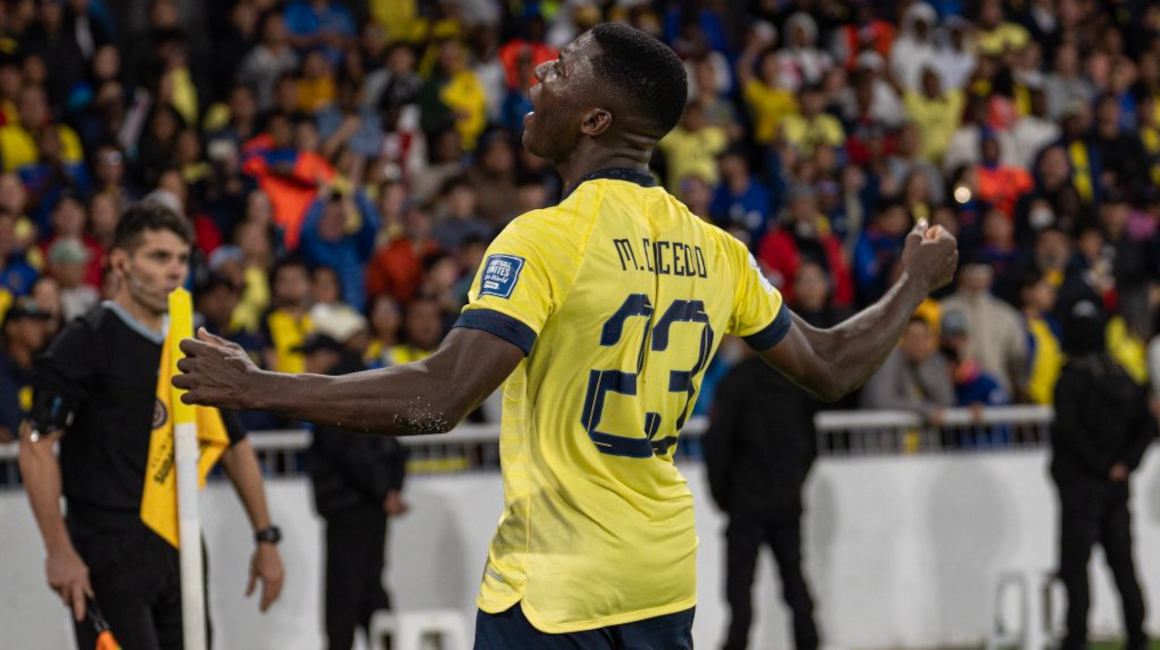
[479,254,525,299]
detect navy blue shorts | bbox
[475,603,694,649]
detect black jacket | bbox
[307,355,408,518]
[1051,353,1154,486]
[704,357,818,521]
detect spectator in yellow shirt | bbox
[418,39,487,151]
[903,67,964,165]
[297,49,337,114]
[657,102,727,192]
[1106,289,1151,386]
[0,85,83,173]
[370,0,418,42]
[780,84,845,157]
[1020,269,1063,405]
[975,0,1030,57]
[735,29,798,145]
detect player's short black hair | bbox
[112,200,193,253]
[588,23,687,136]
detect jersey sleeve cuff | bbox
[742,305,792,351]
[453,309,537,356]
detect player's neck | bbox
[114,293,166,332]
[557,138,654,196]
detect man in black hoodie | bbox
[302,333,409,650]
[705,345,820,650]
[1052,290,1153,650]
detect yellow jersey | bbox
[656,124,728,191]
[454,169,790,632]
[741,78,798,144]
[260,308,312,374]
[1026,316,1063,405]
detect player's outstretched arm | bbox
[173,327,525,436]
[757,220,958,402]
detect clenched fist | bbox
[902,219,959,293]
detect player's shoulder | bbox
[684,210,750,262]
[500,199,595,247]
[77,302,118,334]
[48,303,109,353]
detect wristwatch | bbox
[255,525,282,545]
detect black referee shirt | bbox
[33,302,245,515]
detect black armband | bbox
[30,392,76,434]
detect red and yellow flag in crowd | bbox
[140,288,230,547]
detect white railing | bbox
[814,404,1052,430]
[815,404,1055,455]
[0,406,1056,464]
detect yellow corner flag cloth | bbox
[140,288,230,547]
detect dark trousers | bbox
[723,516,818,650]
[475,602,694,650]
[324,509,391,650]
[1056,481,1148,650]
[69,518,210,650]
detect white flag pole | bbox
[175,421,207,650]
[170,288,207,650]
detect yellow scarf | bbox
[140,289,230,547]
[1068,140,1094,204]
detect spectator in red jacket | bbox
[758,184,854,308]
[365,202,440,305]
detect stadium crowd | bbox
[0,0,1157,441]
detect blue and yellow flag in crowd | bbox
[140,288,230,547]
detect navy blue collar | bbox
[562,167,657,200]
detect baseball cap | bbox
[208,245,244,271]
[48,238,91,266]
[940,309,968,337]
[3,297,51,327]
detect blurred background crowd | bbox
[0,0,1158,441]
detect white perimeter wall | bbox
[3,449,1160,649]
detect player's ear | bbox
[579,108,613,137]
[108,247,128,274]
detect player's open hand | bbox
[46,545,92,622]
[173,328,260,410]
[248,543,284,613]
[901,219,959,293]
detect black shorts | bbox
[475,602,694,650]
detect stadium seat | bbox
[369,609,470,650]
[985,569,1065,650]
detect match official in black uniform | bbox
[302,331,409,650]
[705,347,820,650]
[1052,292,1153,650]
[18,201,285,649]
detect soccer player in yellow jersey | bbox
[175,23,958,648]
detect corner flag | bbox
[139,288,230,547]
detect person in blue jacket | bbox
[298,184,380,312]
